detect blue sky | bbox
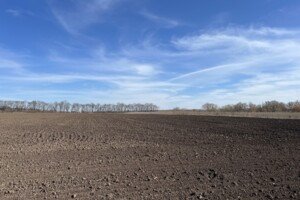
[1,0,300,109]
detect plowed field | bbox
[0,113,299,199]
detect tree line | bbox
[202,100,300,112]
[0,100,159,113]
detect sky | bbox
[1,0,300,109]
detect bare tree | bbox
[287,101,300,112]
[202,103,218,112]
[248,102,257,112]
[233,102,248,112]
[261,101,286,112]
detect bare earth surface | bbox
[0,113,299,200]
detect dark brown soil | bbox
[0,113,299,199]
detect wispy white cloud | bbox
[246,27,300,36]
[5,9,34,17]
[0,59,23,70]
[49,0,121,34]
[140,11,181,28]
[173,34,270,52]
[132,64,157,76]
[173,27,300,54]
[0,48,25,71]
[169,62,253,81]
[5,9,21,17]
[1,73,142,83]
[48,48,161,77]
